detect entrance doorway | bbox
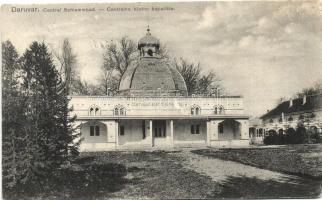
[153,120,166,137]
[153,120,166,146]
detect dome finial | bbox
[146,25,151,36]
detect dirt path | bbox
[177,150,293,183]
[173,149,322,198]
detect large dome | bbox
[117,28,188,97]
[118,57,188,96]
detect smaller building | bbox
[258,94,322,138]
[249,118,265,144]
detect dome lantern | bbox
[138,26,160,58]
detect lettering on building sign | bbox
[131,102,179,107]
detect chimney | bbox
[303,95,307,105]
[289,99,293,107]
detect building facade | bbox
[255,94,322,143]
[70,29,250,151]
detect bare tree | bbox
[175,58,223,96]
[159,43,169,59]
[99,36,138,95]
[297,80,322,97]
[197,71,223,96]
[73,79,101,96]
[175,58,201,95]
[54,38,78,94]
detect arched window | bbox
[95,107,100,115]
[120,108,125,115]
[89,107,94,116]
[191,107,195,115]
[89,105,100,116]
[195,107,200,115]
[114,108,119,115]
[219,106,225,114]
[214,105,224,115]
[190,105,201,115]
[114,105,126,116]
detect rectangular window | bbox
[95,126,100,136]
[219,124,224,134]
[90,126,94,136]
[191,125,195,134]
[120,125,125,136]
[196,124,200,134]
[142,120,146,139]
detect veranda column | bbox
[240,120,249,140]
[206,120,211,145]
[170,120,174,147]
[115,120,119,149]
[149,120,153,147]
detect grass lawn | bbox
[192,144,322,179]
[4,151,217,200]
[4,148,322,199]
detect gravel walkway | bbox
[176,150,294,183]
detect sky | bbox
[1,1,322,117]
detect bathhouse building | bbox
[70,29,250,151]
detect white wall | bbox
[173,119,206,142]
[118,119,151,146]
[69,96,245,117]
[81,121,107,143]
[218,119,241,140]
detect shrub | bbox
[263,130,282,145]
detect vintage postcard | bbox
[1,1,322,199]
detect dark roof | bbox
[260,94,322,119]
[118,57,188,96]
[138,34,160,50]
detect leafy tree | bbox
[21,41,79,179]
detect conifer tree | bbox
[2,41,29,188]
[21,41,79,178]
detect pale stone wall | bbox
[207,119,249,147]
[78,120,118,151]
[69,96,245,117]
[81,121,107,143]
[70,96,249,151]
[173,119,206,142]
[118,119,151,146]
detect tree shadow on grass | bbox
[210,175,321,199]
[4,162,129,200]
